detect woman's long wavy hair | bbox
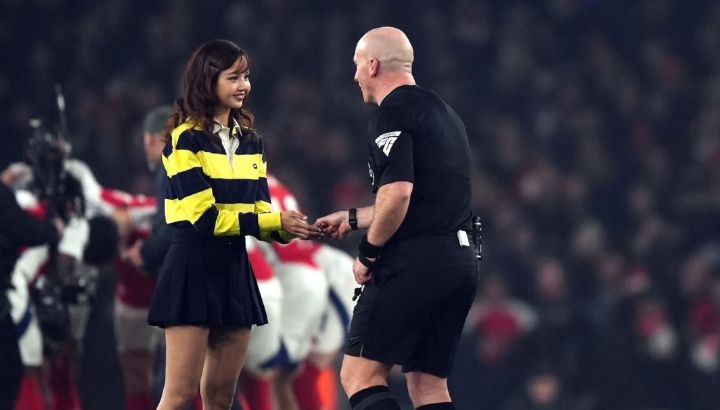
[163,39,255,142]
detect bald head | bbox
[356,27,414,73]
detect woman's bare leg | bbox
[200,327,251,410]
[156,326,209,410]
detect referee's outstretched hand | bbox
[281,210,323,240]
[314,211,352,240]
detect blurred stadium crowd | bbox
[2,0,720,409]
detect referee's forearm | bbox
[355,206,374,230]
[367,182,412,246]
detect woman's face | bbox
[215,57,250,111]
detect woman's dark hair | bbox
[163,39,255,141]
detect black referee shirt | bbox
[367,84,472,244]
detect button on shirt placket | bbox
[215,120,242,170]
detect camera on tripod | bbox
[26,117,84,222]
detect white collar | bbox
[213,118,242,159]
[212,118,242,139]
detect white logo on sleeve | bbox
[375,131,401,156]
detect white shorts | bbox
[311,246,356,354]
[10,299,43,367]
[8,247,47,367]
[312,300,349,355]
[114,300,162,353]
[275,262,328,364]
[245,277,283,373]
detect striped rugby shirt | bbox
[162,118,291,242]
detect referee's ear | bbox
[369,58,380,77]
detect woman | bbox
[148,39,322,410]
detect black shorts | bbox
[345,233,477,378]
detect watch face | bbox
[349,208,358,230]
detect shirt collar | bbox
[212,118,242,139]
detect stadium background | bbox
[2,0,720,409]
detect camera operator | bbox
[3,158,121,409]
[0,178,63,409]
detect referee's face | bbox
[353,49,374,104]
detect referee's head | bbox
[353,27,415,105]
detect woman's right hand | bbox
[280,210,323,240]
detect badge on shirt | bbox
[375,131,401,156]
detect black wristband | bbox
[348,208,358,231]
[358,235,382,258]
[358,254,377,269]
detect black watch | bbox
[348,208,358,231]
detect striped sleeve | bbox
[163,128,261,237]
[254,143,273,213]
[259,230,293,244]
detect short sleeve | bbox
[368,107,414,192]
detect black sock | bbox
[349,385,401,410]
[416,403,454,410]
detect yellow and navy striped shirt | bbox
[162,119,291,243]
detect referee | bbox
[317,27,477,410]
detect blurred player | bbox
[293,243,356,410]
[265,176,328,410]
[265,175,356,410]
[240,237,283,410]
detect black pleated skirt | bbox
[147,226,267,329]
